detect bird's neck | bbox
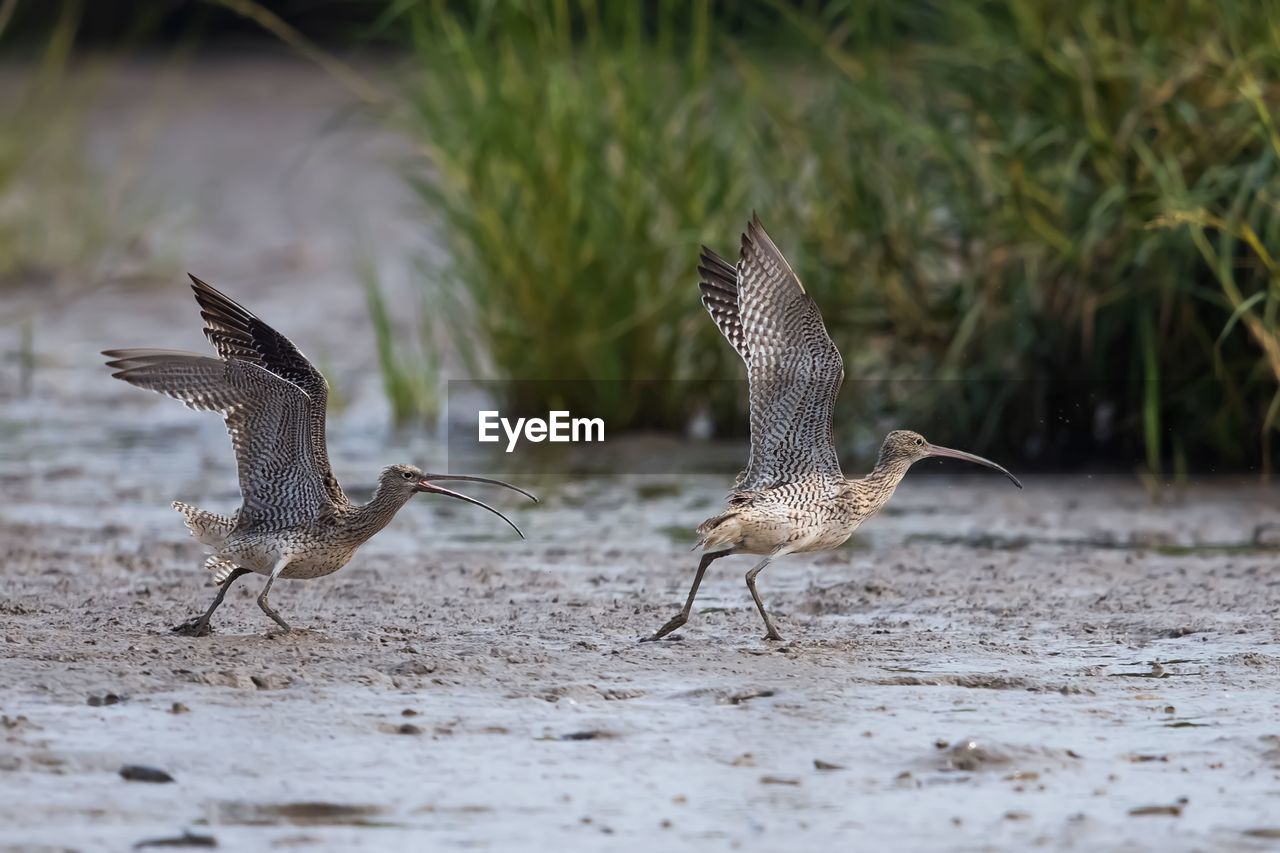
[348,483,415,540]
[850,456,913,514]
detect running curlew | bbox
[105,275,537,635]
[646,214,1022,642]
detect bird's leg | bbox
[172,568,250,637]
[745,556,783,641]
[256,558,292,633]
[644,551,730,641]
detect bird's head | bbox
[380,464,538,538]
[877,430,1022,488]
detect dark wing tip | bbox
[697,271,736,292]
[741,212,765,259]
[697,247,739,294]
[188,273,222,302]
[745,211,773,250]
[190,277,253,322]
[103,350,156,369]
[698,245,731,268]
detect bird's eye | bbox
[402,471,413,480]
[915,437,924,446]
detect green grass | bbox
[366,0,1280,472]
[362,258,442,423]
[752,0,1280,473]
[388,0,759,430]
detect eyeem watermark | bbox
[478,410,605,452]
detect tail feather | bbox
[204,554,239,585]
[695,510,741,552]
[173,501,235,548]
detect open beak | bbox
[413,474,538,539]
[924,445,1023,489]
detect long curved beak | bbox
[924,445,1023,489]
[419,473,539,504]
[414,474,538,539]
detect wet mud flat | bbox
[2,473,1280,851]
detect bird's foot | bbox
[642,614,687,642]
[641,632,685,643]
[171,616,212,637]
[763,629,784,642]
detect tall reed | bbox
[751,0,1280,470]
[379,0,1279,471]
[392,0,760,429]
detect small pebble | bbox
[120,765,174,784]
[1129,803,1184,817]
[760,776,800,786]
[559,730,613,741]
[134,830,216,848]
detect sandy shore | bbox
[3,472,1280,851]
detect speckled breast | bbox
[730,481,862,555]
[218,530,359,579]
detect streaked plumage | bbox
[648,214,1022,642]
[105,275,537,635]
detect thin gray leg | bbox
[745,556,782,641]
[256,566,292,633]
[172,568,251,637]
[644,551,731,641]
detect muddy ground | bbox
[3,57,1280,852]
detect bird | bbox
[646,214,1022,643]
[103,274,538,636]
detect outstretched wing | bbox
[187,275,342,503]
[103,350,332,526]
[733,214,844,490]
[698,246,750,362]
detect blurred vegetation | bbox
[778,0,1280,475]
[0,0,173,290]
[390,1,755,429]
[369,0,1280,473]
[362,257,442,422]
[10,0,1278,472]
